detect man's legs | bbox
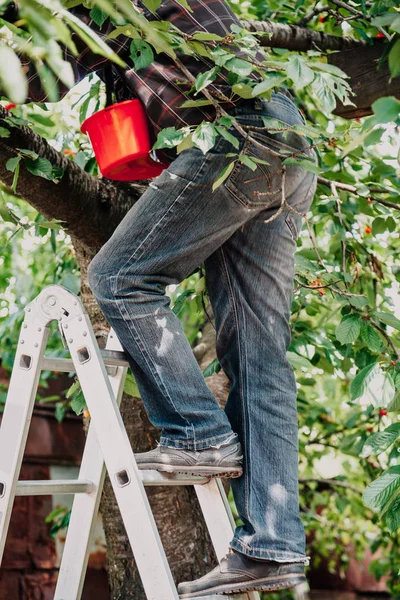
[87,117,271,451]
[204,186,315,563]
[87,93,316,585]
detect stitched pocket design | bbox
[224,133,291,209]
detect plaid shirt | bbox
[25,1,260,141]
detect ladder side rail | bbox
[61,307,178,600]
[0,316,50,563]
[195,479,260,600]
[55,328,129,600]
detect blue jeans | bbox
[87,91,317,564]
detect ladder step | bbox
[140,471,209,486]
[16,479,94,496]
[15,472,209,496]
[42,349,130,372]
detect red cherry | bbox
[319,16,325,22]
[365,226,372,234]
[376,32,385,39]
[4,103,16,110]
[366,426,374,432]
[379,409,387,416]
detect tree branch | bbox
[0,106,145,249]
[241,19,364,51]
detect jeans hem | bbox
[159,431,237,451]
[230,538,310,565]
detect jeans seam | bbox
[231,539,307,558]
[160,431,235,449]
[111,156,208,284]
[110,281,194,444]
[218,247,250,518]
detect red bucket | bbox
[80,99,169,181]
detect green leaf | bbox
[195,66,219,93]
[55,402,68,423]
[192,122,217,154]
[387,391,400,413]
[60,8,126,67]
[25,157,54,180]
[6,156,21,173]
[351,363,395,407]
[287,351,313,370]
[361,322,383,353]
[153,126,188,150]
[176,132,194,154]
[286,56,314,90]
[124,373,140,398]
[130,39,154,71]
[372,216,388,235]
[0,126,10,138]
[373,311,400,331]
[212,160,235,191]
[89,6,108,27]
[203,357,221,377]
[339,432,366,457]
[252,74,286,98]
[311,73,336,113]
[361,424,400,458]
[66,379,80,399]
[372,13,398,28]
[142,0,162,11]
[231,83,254,99]
[371,96,400,124]
[389,39,400,78]
[69,391,87,416]
[174,0,193,11]
[37,219,65,230]
[239,154,257,171]
[224,57,253,77]
[350,362,378,401]
[192,32,224,41]
[180,99,213,108]
[215,126,239,149]
[362,465,400,512]
[28,113,56,128]
[335,315,361,345]
[282,157,320,175]
[0,45,27,104]
[172,289,195,315]
[383,493,400,533]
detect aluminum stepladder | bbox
[0,284,263,600]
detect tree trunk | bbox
[73,237,220,599]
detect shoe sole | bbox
[178,573,306,597]
[137,463,243,479]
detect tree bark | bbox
[328,41,400,118]
[242,19,363,52]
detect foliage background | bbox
[1,0,400,597]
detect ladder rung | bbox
[16,479,94,496]
[140,471,209,486]
[42,348,130,372]
[15,473,209,496]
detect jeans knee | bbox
[87,252,110,297]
